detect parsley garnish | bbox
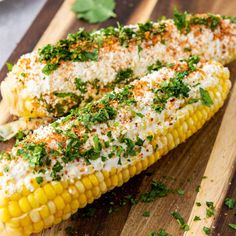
[224,197,235,209]
[16,143,50,167]
[203,226,211,235]
[147,60,166,72]
[229,224,236,230]
[140,180,170,202]
[114,68,134,84]
[200,88,213,107]
[35,176,44,184]
[6,62,13,71]
[173,9,190,32]
[171,211,190,231]
[75,78,87,93]
[72,0,116,23]
[206,201,215,217]
[193,216,201,221]
[143,211,150,217]
[148,229,169,236]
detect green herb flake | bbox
[176,188,185,196]
[173,9,190,32]
[35,176,44,184]
[72,0,116,23]
[75,78,87,93]
[224,197,236,209]
[196,202,201,207]
[171,211,190,231]
[193,216,201,221]
[200,88,213,107]
[140,180,170,203]
[203,226,211,235]
[6,62,14,71]
[228,223,236,230]
[206,201,215,218]
[148,229,169,236]
[143,211,150,217]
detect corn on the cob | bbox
[0,58,231,235]
[1,13,235,120]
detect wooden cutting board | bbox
[0,0,236,235]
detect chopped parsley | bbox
[152,70,190,113]
[16,143,50,167]
[114,68,134,84]
[140,180,170,203]
[143,211,150,217]
[6,62,13,71]
[203,226,211,235]
[174,9,221,33]
[51,161,63,181]
[171,211,190,231]
[200,88,213,107]
[193,216,201,221]
[35,176,44,184]
[228,224,236,230]
[148,229,169,236]
[75,78,87,93]
[206,201,215,217]
[196,202,201,207]
[173,9,190,32]
[176,188,185,196]
[147,60,166,72]
[224,197,235,209]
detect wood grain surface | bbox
[0,0,236,236]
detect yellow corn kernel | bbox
[8,201,22,217]
[81,177,92,190]
[62,191,72,203]
[34,188,48,205]
[29,210,41,223]
[75,181,85,193]
[71,200,80,210]
[68,186,79,199]
[52,182,63,194]
[27,194,39,208]
[0,208,10,222]
[47,201,56,215]
[19,197,31,213]
[89,175,99,186]
[43,184,56,200]
[54,196,65,210]
[20,215,31,227]
[33,221,44,233]
[39,205,50,219]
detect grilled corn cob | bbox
[1,13,236,120]
[0,58,231,235]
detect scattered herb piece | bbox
[203,226,211,235]
[228,224,236,230]
[6,62,13,71]
[143,211,150,217]
[148,229,169,236]
[224,197,236,209]
[35,176,44,184]
[171,211,190,231]
[193,216,201,221]
[176,188,185,196]
[195,185,200,192]
[72,0,116,23]
[140,181,170,203]
[206,201,215,218]
[75,78,87,93]
[200,88,213,107]
[196,202,201,207]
